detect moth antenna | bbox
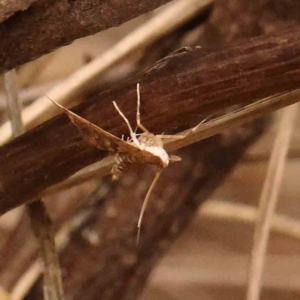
[112,101,140,147]
[137,169,162,244]
[45,95,63,109]
[136,83,149,133]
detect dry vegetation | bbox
[0,0,300,300]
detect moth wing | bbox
[129,149,164,166]
[49,98,164,165]
[68,111,164,165]
[49,98,132,152]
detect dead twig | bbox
[0,0,183,69]
[4,70,65,300]
[0,0,38,23]
[246,104,298,300]
[4,70,24,137]
[0,0,212,144]
[0,81,58,110]
[2,27,300,215]
[26,202,64,300]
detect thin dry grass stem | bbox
[0,81,58,110]
[0,0,212,145]
[41,159,113,196]
[41,90,300,197]
[164,90,300,153]
[246,104,298,300]
[11,189,100,300]
[26,203,65,300]
[4,70,65,300]
[11,262,41,300]
[137,169,162,244]
[4,70,24,137]
[201,200,300,240]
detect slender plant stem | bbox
[26,202,65,300]
[246,104,298,300]
[4,69,65,300]
[4,70,24,137]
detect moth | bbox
[49,84,201,243]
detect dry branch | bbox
[0,0,177,70]
[0,0,38,23]
[1,27,300,215]
[0,0,213,144]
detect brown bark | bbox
[0,0,174,71]
[202,0,300,45]
[0,0,38,23]
[1,27,300,215]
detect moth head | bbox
[138,132,163,147]
[138,132,169,168]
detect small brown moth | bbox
[49,84,200,243]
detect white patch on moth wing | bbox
[143,146,169,167]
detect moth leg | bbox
[137,168,162,244]
[169,154,181,162]
[136,83,150,133]
[156,134,184,140]
[111,163,122,181]
[112,101,141,148]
